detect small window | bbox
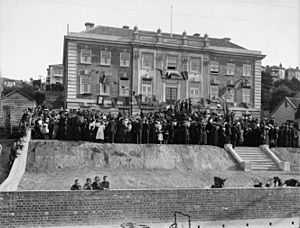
[119,78,130,96]
[227,63,235,76]
[80,49,91,64]
[100,83,110,96]
[100,51,111,65]
[210,61,219,74]
[190,81,200,97]
[120,52,130,67]
[243,64,252,77]
[166,55,177,70]
[141,79,152,101]
[242,88,251,103]
[285,100,288,108]
[226,89,235,103]
[142,53,153,69]
[210,85,219,99]
[80,75,91,94]
[190,57,201,73]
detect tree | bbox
[269,85,296,112]
[33,92,46,105]
[261,71,273,110]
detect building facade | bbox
[285,67,300,81]
[0,90,36,128]
[271,97,300,125]
[46,64,64,85]
[264,64,285,81]
[63,23,265,116]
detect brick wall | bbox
[1,188,299,227]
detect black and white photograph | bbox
[0,0,299,227]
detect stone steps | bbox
[234,147,280,171]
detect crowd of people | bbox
[71,176,110,190]
[23,103,300,148]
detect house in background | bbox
[285,67,300,81]
[271,97,300,125]
[264,64,285,82]
[46,64,64,85]
[0,90,36,129]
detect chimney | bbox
[122,25,129,29]
[85,22,94,30]
[223,37,231,42]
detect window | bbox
[190,57,201,72]
[190,82,200,97]
[285,100,288,108]
[141,79,152,101]
[165,87,178,104]
[210,61,219,74]
[226,89,235,103]
[100,50,111,65]
[80,49,91,64]
[243,64,252,77]
[242,88,251,103]
[142,53,153,69]
[227,63,235,75]
[100,83,110,96]
[120,52,130,67]
[210,85,219,99]
[119,78,129,96]
[80,75,91,94]
[166,55,177,70]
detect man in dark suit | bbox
[107,117,117,143]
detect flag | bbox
[181,71,188,80]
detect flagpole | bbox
[170,5,173,37]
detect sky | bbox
[0,0,299,80]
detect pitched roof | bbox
[286,97,300,109]
[1,89,35,102]
[83,25,245,49]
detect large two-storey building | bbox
[63,22,265,116]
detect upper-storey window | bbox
[142,53,154,69]
[190,57,201,73]
[100,50,111,65]
[166,55,177,70]
[227,63,235,76]
[80,49,91,64]
[120,52,130,67]
[243,64,252,77]
[210,61,219,74]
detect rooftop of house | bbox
[286,97,300,109]
[79,24,246,50]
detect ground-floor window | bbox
[242,88,251,103]
[210,85,219,99]
[190,81,200,98]
[141,78,152,102]
[165,87,178,104]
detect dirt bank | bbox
[26,140,237,172]
[18,141,300,190]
